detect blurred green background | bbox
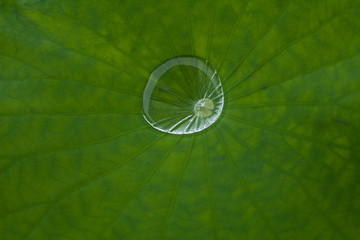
[0,0,359,239]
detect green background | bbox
[0,0,359,239]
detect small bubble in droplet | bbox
[194,98,214,118]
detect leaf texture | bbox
[0,0,359,239]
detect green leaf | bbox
[0,0,359,239]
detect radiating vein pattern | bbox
[0,0,359,240]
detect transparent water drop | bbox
[143,56,224,134]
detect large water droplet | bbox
[143,56,224,134]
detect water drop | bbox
[142,56,224,134]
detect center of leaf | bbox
[194,98,214,118]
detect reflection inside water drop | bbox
[142,56,224,135]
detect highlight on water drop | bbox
[142,56,224,134]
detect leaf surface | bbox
[0,0,359,239]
